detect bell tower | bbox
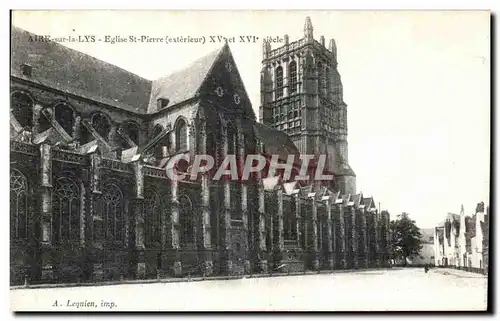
[259,16,356,194]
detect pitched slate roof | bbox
[11,27,231,115]
[147,45,225,113]
[299,185,313,198]
[362,196,374,209]
[351,194,362,207]
[252,121,300,156]
[338,163,356,176]
[331,190,341,203]
[342,194,352,206]
[11,26,152,113]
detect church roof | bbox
[337,163,356,177]
[351,194,362,208]
[331,190,341,203]
[299,185,313,198]
[342,194,352,206]
[11,26,152,113]
[10,27,234,115]
[252,121,299,157]
[147,45,225,113]
[362,196,373,208]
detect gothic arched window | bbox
[103,183,124,244]
[230,183,242,220]
[317,204,325,249]
[11,91,33,129]
[121,121,140,146]
[289,61,297,95]
[325,67,331,97]
[317,62,325,97]
[206,125,216,162]
[53,177,80,243]
[227,123,237,156]
[93,195,105,242]
[10,169,28,240]
[54,103,75,136]
[152,124,166,159]
[300,200,312,249]
[283,195,297,240]
[144,189,162,248]
[153,124,163,138]
[179,195,194,247]
[175,119,188,151]
[91,112,111,140]
[275,66,284,98]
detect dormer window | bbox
[21,63,32,77]
[11,91,34,129]
[157,98,169,110]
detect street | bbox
[10,268,488,311]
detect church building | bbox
[10,18,391,285]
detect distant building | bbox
[407,228,435,266]
[434,202,489,273]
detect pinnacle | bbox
[304,16,313,32]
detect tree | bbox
[390,212,423,265]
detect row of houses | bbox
[433,202,489,274]
[405,228,434,266]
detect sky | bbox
[11,10,490,228]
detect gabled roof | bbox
[147,45,225,113]
[342,194,352,206]
[282,181,298,195]
[435,221,445,228]
[362,196,374,209]
[299,185,313,198]
[318,186,329,198]
[351,194,362,208]
[11,27,249,117]
[11,26,152,113]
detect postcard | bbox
[9,10,490,312]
